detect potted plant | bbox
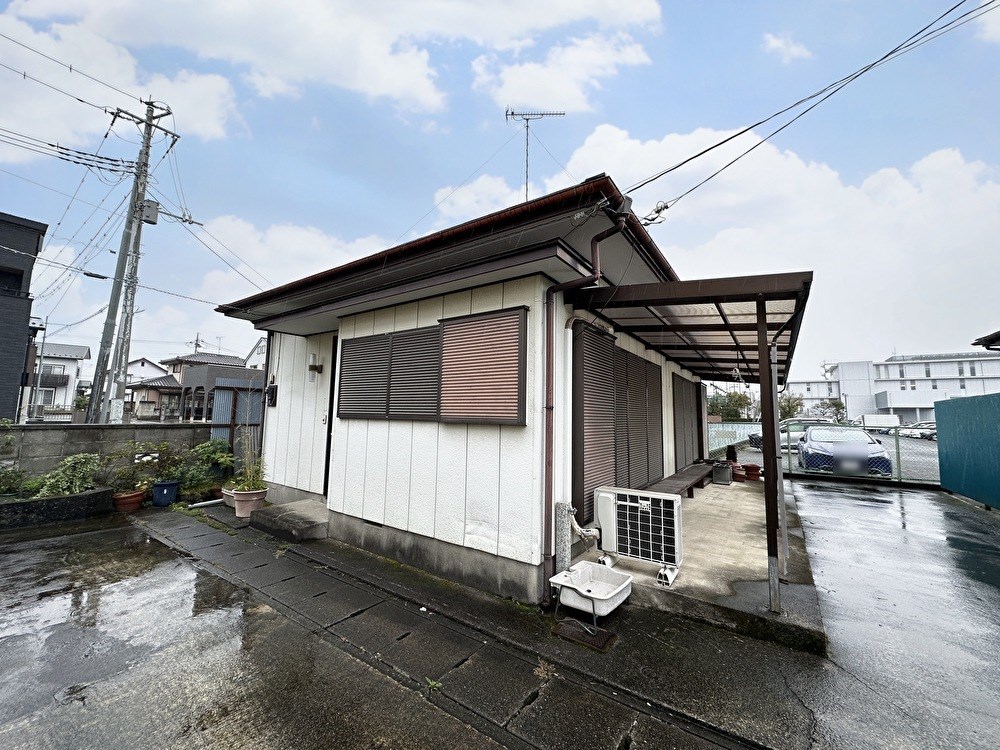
[190,439,235,499]
[95,448,150,513]
[139,442,188,507]
[0,466,24,499]
[232,454,267,518]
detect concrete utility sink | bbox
[550,561,633,625]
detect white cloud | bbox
[975,2,1000,42]
[762,32,813,64]
[473,33,650,112]
[432,174,526,227]
[433,125,1000,378]
[0,15,240,163]
[7,0,660,115]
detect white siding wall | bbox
[329,278,546,566]
[262,332,335,495]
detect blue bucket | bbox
[151,480,180,507]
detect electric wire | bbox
[651,0,998,218]
[0,60,110,111]
[0,30,142,103]
[628,0,995,219]
[530,129,576,185]
[391,129,521,244]
[46,306,109,337]
[177,221,267,292]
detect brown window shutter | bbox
[388,327,440,419]
[440,308,525,424]
[573,323,616,524]
[337,335,389,419]
[646,359,664,482]
[614,348,629,487]
[627,351,649,489]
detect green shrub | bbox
[34,453,102,497]
[0,466,24,495]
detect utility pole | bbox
[27,316,48,421]
[505,109,564,202]
[86,100,177,423]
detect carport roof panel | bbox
[568,271,812,385]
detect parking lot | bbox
[736,430,941,484]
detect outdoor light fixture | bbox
[308,353,323,382]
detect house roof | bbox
[39,343,91,360]
[972,330,1000,351]
[129,374,181,390]
[219,174,680,335]
[159,352,246,367]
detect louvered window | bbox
[337,308,525,425]
[389,328,440,419]
[338,334,390,418]
[440,308,526,425]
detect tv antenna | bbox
[505,109,565,202]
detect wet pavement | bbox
[793,481,1000,749]
[2,482,998,749]
[0,520,503,749]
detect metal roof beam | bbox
[569,271,813,309]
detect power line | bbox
[177,221,268,291]
[47,306,109,336]
[392,129,522,244]
[0,30,142,102]
[629,0,995,217]
[0,60,109,111]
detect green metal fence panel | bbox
[937,393,1000,509]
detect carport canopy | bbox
[567,269,813,614]
[566,271,812,385]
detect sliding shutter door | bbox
[573,324,616,524]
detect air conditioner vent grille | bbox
[595,487,683,571]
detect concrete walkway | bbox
[137,507,755,749]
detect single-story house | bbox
[220,174,810,604]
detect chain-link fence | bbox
[707,420,940,484]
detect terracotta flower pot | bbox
[113,489,146,513]
[233,489,267,518]
[221,487,236,508]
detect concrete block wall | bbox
[1,423,212,476]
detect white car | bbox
[898,421,936,439]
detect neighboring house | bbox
[0,211,46,421]
[220,174,811,603]
[126,374,182,419]
[787,351,1000,423]
[244,336,267,369]
[126,357,168,384]
[26,342,91,414]
[157,350,263,423]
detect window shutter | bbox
[573,324,616,524]
[613,348,630,487]
[440,308,525,424]
[388,327,440,420]
[337,335,389,418]
[627,352,649,489]
[646,359,664,482]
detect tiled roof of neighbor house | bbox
[130,374,181,390]
[159,352,246,367]
[40,343,91,360]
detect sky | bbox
[0,0,997,383]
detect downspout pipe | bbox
[541,208,628,605]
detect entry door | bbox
[672,374,702,469]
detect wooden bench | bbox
[646,463,715,498]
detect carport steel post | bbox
[757,297,781,613]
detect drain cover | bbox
[551,620,617,653]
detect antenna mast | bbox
[505,109,565,202]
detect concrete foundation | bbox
[326,508,546,603]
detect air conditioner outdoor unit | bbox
[594,486,683,587]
